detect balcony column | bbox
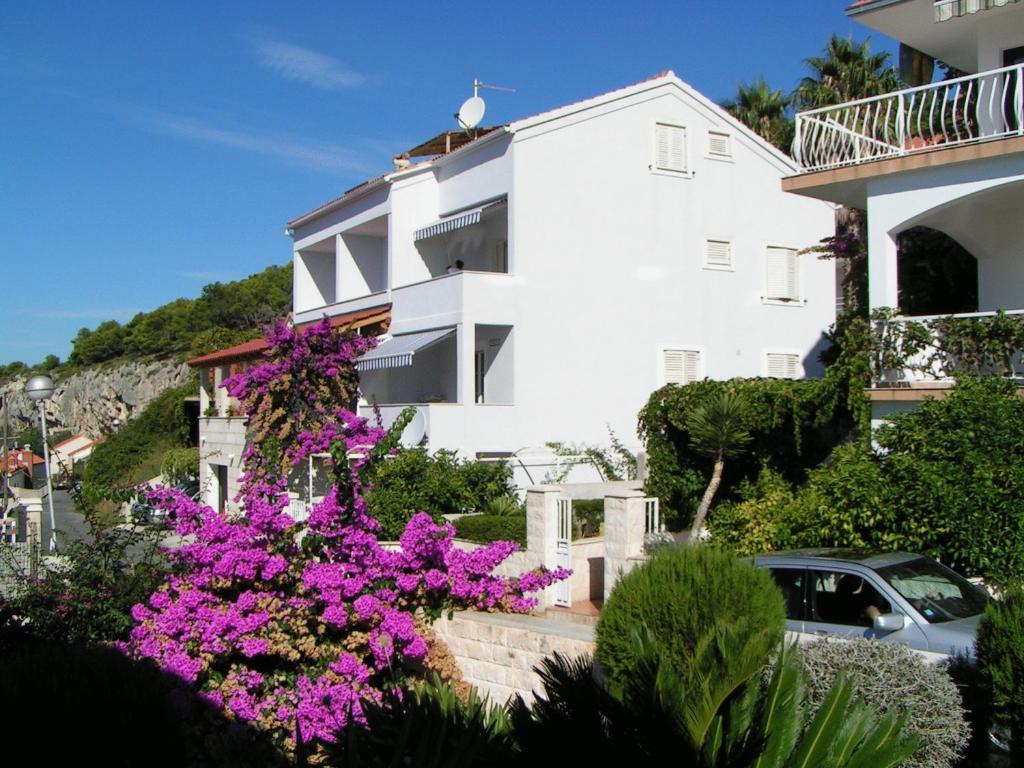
[867,199,900,311]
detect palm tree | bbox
[686,390,753,542]
[795,34,902,110]
[722,78,793,152]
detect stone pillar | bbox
[603,490,647,602]
[526,485,561,607]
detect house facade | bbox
[288,72,836,461]
[187,308,389,514]
[783,0,1024,425]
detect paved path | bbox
[42,490,90,551]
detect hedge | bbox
[452,515,527,547]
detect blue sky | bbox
[0,1,894,365]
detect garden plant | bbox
[123,318,568,760]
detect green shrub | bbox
[366,449,513,540]
[453,514,527,547]
[708,467,804,555]
[483,495,524,516]
[595,545,784,690]
[977,584,1024,761]
[573,499,604,539]
[160,446,200,485]
[799,639,969,768]
[638,377,856,529]
[83,382,195,494]
[791,378,1024,582]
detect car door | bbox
[803,567,928,651]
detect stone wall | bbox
[434,611,595,705]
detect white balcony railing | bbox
[795,64,1024,172]
[874,308,1024,385]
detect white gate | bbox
[644,498,662,535]
[554,497,572,607]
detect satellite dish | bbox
[400,409,427,448]
[457,96,486,130]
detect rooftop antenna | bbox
[455,78,516,133]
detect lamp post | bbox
[26,375,57,553]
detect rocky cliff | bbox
[1,360,193,438]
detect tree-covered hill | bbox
[67,263,292,367]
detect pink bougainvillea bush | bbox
[125,319,568,758]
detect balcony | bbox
[794,64,1024,172]
[873,308,1024,386]
[357,403,518,455]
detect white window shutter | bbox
[705,239,732,268]
[655,123,686,172]
[708,131,731,157]
[663,349,700,385]
[766,247,799,301]
[766,353,800,379]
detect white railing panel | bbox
[795,64,1024,172]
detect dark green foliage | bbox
[365,448,514,540]
[595,545,785,692]
[329,677,513,767]
[453,514,526,546]
[573,499,604,538]
[638,376,857,529]
[161,446,200,484]
[977,584,1024,761]
[794,378,1024,582]
[0,523,167,646]
[65,263,291,367]
[83,380,196,495]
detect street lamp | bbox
[26,375,57,553]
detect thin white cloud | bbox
[249,36,368,91]
[127,106,377,175]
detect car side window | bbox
[768,567,805,620]
[811,569,891,627]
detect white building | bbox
[783,0,1024,424]
[288,71,836,461]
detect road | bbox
[41,490,90,551]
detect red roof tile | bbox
[186,305,391,367]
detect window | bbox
[662,348,700,385]
[765,246,800,303]
[766,352,800,379]
[654,123,687,173]
[769,568,806,620]
[810,570,891,628]
[708,130,732,158]
[704,239,732,270]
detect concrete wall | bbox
[198,416,246,514]
[433,611,595,705]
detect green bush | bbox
[595,545,784,690]
[977,584,1024,761]
[365,449,514,540]
[708,467,805,555]
[789,378,1024,582]
[160,446,200,485]
[83,381,196,497]
[799,639,969,768]
[638,377,857,529]
[573,499,604,539]
[453,514,527,546]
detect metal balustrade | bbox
[794,64,1024,172]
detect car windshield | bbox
[875,558,989,623]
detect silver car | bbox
[752,549,990,659]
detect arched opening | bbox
[896,226,978,316]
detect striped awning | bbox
[356,328,455,371]
[414,199,506,241]
[935,0,1019,22]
